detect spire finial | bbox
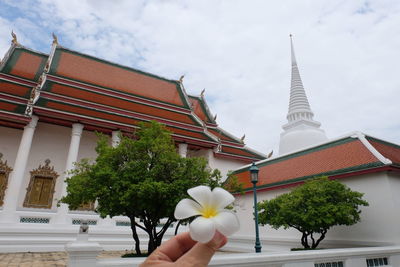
[200,88,205,97]
[240,134,245,143]
[52,32,58,45]
[11,30,18,45]
[179,75,184,83]
[290,34,297,66]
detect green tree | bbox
[257,177,369,249]
[61,121,221,255]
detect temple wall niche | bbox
[76,129,98,163]
[18,122,70,211]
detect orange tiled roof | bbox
[50,48,188,108]
[220,146,264,160]
[42,82,199,127]
[0,81,31,98]
[1,47,47,81]
[189,96,214,124]
[367,137,400,165]
[0,43,264,162]
[230,136,398,191]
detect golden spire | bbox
[11,30,18,45]
[52,32,58,45]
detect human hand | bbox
[140,231,227,267]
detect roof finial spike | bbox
[200,88,205,97]
[178,75,184,83]
[290,34,297,66]
[213,114,217,121]
[52,32,58,45]
[11,30,18,45]
[240,134,245,143]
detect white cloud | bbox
[1,0,399,155]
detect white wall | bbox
[233,171,400,248]
[0,126,22,168]
[187,148,246,181]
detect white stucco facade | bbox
[233,171,400,250]
[0,120,248,252]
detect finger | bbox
[144,232,197,263]
[176,231,227,266]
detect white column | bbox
[54,123,84,225]
[99,131,121,228]
[178,143,188,158]
[0,116,39,223]
[111,131,120,147]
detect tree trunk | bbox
[147,229,156,254]
[129,217,142,255]
[301,232,310,249]
[312,230,327,249]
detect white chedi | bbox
[174,185,240,243]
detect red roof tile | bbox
[190,96,212,123]
[368,138,400,165]
[46,82,197,126]
[232,138,382,190]
[2,49,47,81]
[0,81,31,98]
[52,49,186,107]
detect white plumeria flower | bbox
[174,185,240,243]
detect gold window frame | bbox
[23,159,58,209]
[0,153,13,206]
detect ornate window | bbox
[0,153,13,206]
[23,159,58,209]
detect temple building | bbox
[227,37,400,251]
[0,33,265,251]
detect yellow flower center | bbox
[200,206,218,218]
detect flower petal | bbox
[189,216,216,243]
[211,187,235,210]
[212,210,240,236]
[174,199,202,220]
[188,185,212,207]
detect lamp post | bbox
[250,162,262,253]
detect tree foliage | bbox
[257,177,369,249]
[61,121,223,255]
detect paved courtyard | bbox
[0,250,134,267]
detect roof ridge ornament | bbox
[178,75,185,84]
[11,30,18,45]
[240,134,245,143]
[200,88,205,97]
[52,32,58,45]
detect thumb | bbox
[176,231,227,266]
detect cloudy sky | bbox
[1,0,399,155]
